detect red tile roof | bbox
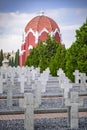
[25,15,60,33]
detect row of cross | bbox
[0,66,87,129]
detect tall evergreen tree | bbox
[25,47,40,67]
[39,35,59,72]
[25,35,59,72]
[37,41,47,72]
[65,19,87,81]
[15,49,19,67]
[9,57,15,67]
[0,49,4,66]
[77,44,87,73]
[45,35,59,62]
[49,45,66,76]
[11,57,15,67]
[75,19,87,46]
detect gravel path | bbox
[0,117,87,130]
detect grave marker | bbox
[25,93,34,130]
[61,77,72,98]
[0,70,3,93]
[65,91,83,129]
[19,93,34,130]
[73,70,81,84]
[57,68,66,86]
[34,80,42,108]
[7,77,13,107]
[18,68,27,93]
[73,70,87,90]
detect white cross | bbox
[65,91,83,129]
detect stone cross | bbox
[7,77,13,107]
[80,73,87,90]
[35,67,40,80]
[26,67,32,86]
[39,75,46,93]
[31,67,36,81]
[33,80,42,108]
[0,74,3,93]
[65,91,83,129]
[7,67,15,86]
[0,67,8,84]
[25,93,34,130]
[73,70,87,90]
[57,68,66,86]
[73,70,81,84]
[19,93,34,130]
[61,77,72,98]
[39,68,50,93]
[18,69,27,93]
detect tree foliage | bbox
[9,57,15,67]
[25,35,59,72]
[8,50,20,67]
[49,45,66,76]
[25,20,87,81]
[77,44,87,73]
[0,49,4,66]
[65,19,87,81]
[25,47,40,67]
[15,49,19,67]
[75,20,87,46]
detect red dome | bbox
[25,15,60,33]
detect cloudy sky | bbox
[0,0,87,52]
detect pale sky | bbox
[0,0,87,52]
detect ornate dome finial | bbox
[39,8,44,16]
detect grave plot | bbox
[0,67,87,130]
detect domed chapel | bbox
[20,12,62,66]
